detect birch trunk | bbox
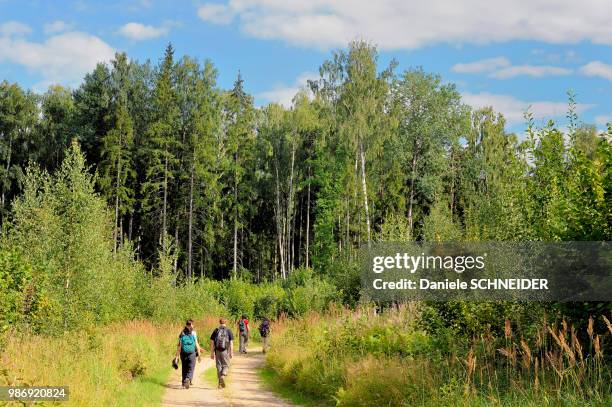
[359,141,371,248]
[286,140,296,274]
[274,162,286,279]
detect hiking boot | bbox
[219,375,226,388]
[183,379,190,389]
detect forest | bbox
[0,40,610,406]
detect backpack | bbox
[259,321,270,337]
[239,319,246,333]
[215,327,229,351]
[180,333,196,354]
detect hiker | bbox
[180,319,201,358]
[259,317,271,354]
[237,314,250,354]
[210,317,234,388]
[175,319,202,389]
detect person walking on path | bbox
[180,319,202,358]
[210,317,234,389]
[259,317,271,354]
[238,314,250,354]
[175,320,202,389]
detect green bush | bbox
[0,249,33,331]
[283,267,336,316]
[254,283,286,319]
[6,145,147,333]
[222,278,257,318]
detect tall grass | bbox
[0,317,221,406]
[265,305,612,406]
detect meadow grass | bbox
[258,367,330,407]
[264,306,612,407]
[115,365,172,407]
[0,317,222,406]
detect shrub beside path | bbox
[162,348,293,407]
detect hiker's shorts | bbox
[215,350,230,378]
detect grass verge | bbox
[115,365,173,406]
[0,317,221,406]
[203,365,218,388]
[264,306,612,407]
[258,367,330,407]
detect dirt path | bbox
[162,348,293,407]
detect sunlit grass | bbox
[264,306,612,406]
[258,367,330,407]
[0,317,221,406]
[203,365,218,388]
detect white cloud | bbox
[580,61,612,81]
[198,4,235,25]
[462,92,594,125]
[452,57,509,73]
[258,72,317,107]
[530,49,580,64]
[44,20,72,35]
[595,115,611,126]
[490,65,573,79]
[0,31,115,86]
[0,21,31,36]
[119,22,169,41]
[196,1,612,50]
[453,57,573,79]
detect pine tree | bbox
[222,72,255,278]
[72,63,111,166]
[175,57,222,279]
[141,44,180,258]
[99,53,136,252]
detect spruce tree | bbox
[141,44,180,258]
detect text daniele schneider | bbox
[371,253,548,291]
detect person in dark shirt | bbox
[259,317,271,354]
[210,317,234,388]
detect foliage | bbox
[0,42,608,287]
[0,249,32,332]
[0,319,219,406]
[0,41,609,406]
[267,306,612,406]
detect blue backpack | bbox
[180,333,196,354]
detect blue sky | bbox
[1,0,610,133]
